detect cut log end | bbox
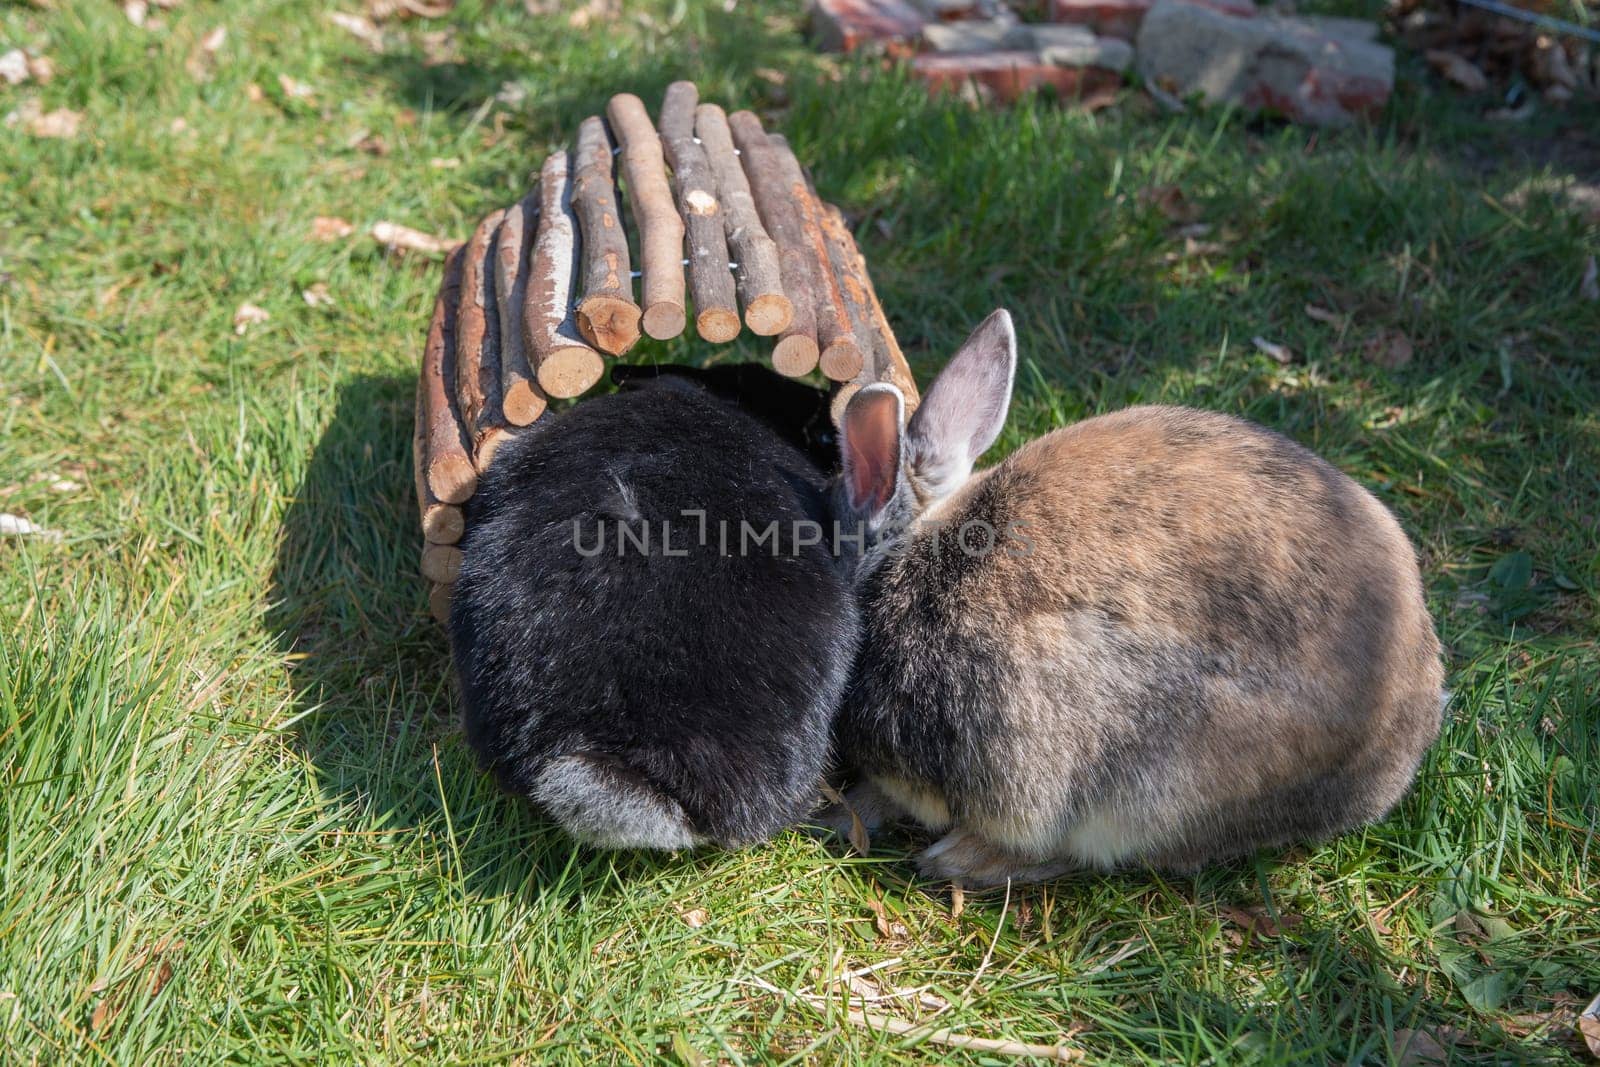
[538,347,607,398]
[421,543,464,584]
[421,503,465,545]
[820,339,865,382]
[743,292,795,337]
[641,301,687,341]
[771,333,820,378]
[503,381,548,426]
[428,454,477,505]
[428,582,452,624]
[696,306,742,343]
[576,295,643,355]
[829,382,862,429]
[475,426,512,472]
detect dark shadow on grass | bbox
[266,372,707,901]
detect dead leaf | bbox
[244,82,265,103]
[1,513,63,541]
[1580,991,1600,1058]
[417,29,461,67]
[312,215,355,241]
[678,907,708,929]
[950,884,965,921]
[367,0,453,18]
[567,0,619,30]
[301,283,335,308]
[0,49,28,86]
[866,897,890,938]
[90,998,113,1033]
[1076,86,1122,113]
[123,0,148,26]
[185,26,226,80]
[429,156,460,169]
[328,11,385,50]
[1139,184,1202,225]
[1425,49,1488,92]
[1487,102,1536,122]
[818,781,871,855]
[1219,903,1304,941]
[1581,255,1598,302]
[371,220,458,255]
[26,54,54,83]
[349,130,389,156]
[232,302,270,335]
[1394,1026,1467,1065]
[1304,303,1345,327]
[276,73,314,101]
[1252,336,1295,364]
[1363,329,1415,369]
[5,99,82,139]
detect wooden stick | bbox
[607,93,686,340]
[421,543,463,584]
[717,108,820,377]
[455,208,512,470]
[757,126,864,382]
[414,378,466,545]
[729,111,858,381]
[816,198,919,428]
[693,103,795,345]
[658,82,741,344]
[526,150,606,399]
[572,115,642,355]
[421,247,477,504]
[817,194,918,389]
[494,194,548,426]
[428,582,452,624]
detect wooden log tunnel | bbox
[414,83,918,623]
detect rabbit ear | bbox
[906,309,1016,501]
[840,384,905,521]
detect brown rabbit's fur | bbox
[831,315,1445,886]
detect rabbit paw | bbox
[917,828,1075,889]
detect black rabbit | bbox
[610,362,838,472]
[451,374,859,849]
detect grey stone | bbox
[1136,0,1393,126]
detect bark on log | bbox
[428,582,452,624]
[421,542,463,584]
[693,103,794,345]
[421,247,477,504]
[761,128,864,382]
[526,150,606,399]
[572,115,642,355]
[816,197,920,427]
[729,110,860,381]
[455,208,512,470]
[658,82,740,344]
[494,194,548,426]
[414,378,466,545]
[607,93,686,340]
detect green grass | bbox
[3,0,1598,1062]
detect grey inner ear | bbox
[907,309,1017,494]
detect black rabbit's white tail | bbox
[530,753,702,851]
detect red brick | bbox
[910,50,1123,104]
[1047,0,1254,41]
[811,0,929,54]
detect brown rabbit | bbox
[826,310,1445,886]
